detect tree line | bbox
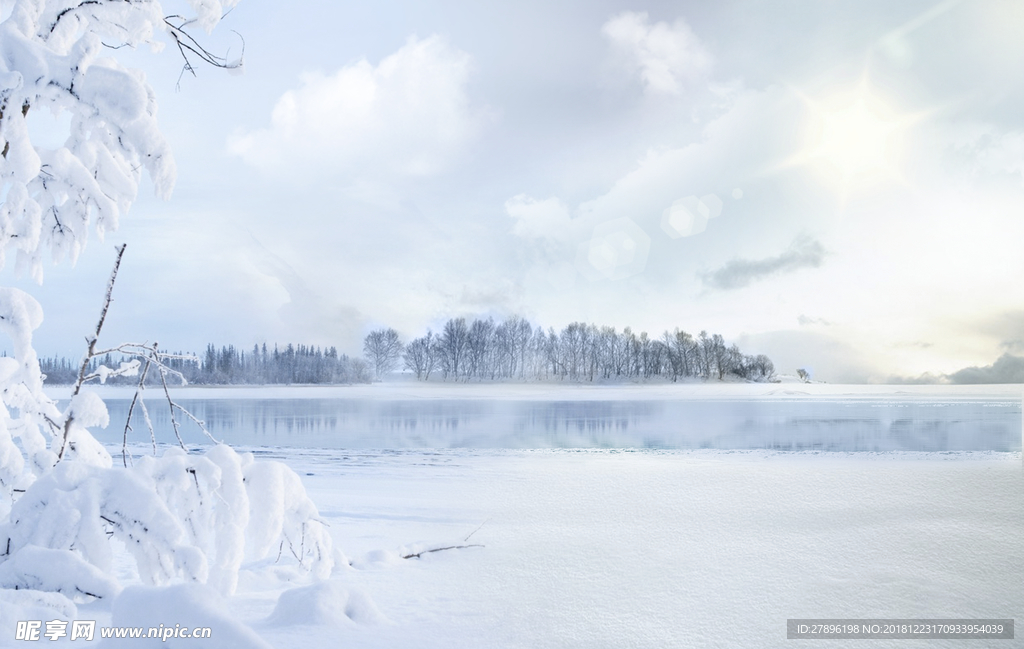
[366,316,775,383]
[39,343,372,386]
[37,318,775,386]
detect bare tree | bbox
[543,327,562,379]
[466,318,495,379]
[528,326,550,379]
[439,318,469,380]
[622,327,642,378]
[493,316,526,379]
[753,354,776,380]
[392,314,774,384]
[710,334,729,380]
[404,330,440,380]
[724,344,744,379]
[559,322,585,380]
[638,331,655,378]
[513,317,533,379]
[363,328,404,380]
[670,329,696,379]
[697,331,713,379]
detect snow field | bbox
[238,449,1022,649]
[1,445,1020,647]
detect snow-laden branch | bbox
[0,0,336,622]
[164,13,244,88]
[0,251,334,603]
[0,0,241,280]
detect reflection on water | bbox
[84,397,1023,451]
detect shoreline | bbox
[45,381,1024,401]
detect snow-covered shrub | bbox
[0,298,334,599]
[0,0,333,611]
[242,458,333,580]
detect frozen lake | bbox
[63,384,1022,452]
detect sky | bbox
[7,0,1024,383]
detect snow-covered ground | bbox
[102,446,1021,648]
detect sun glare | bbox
[782,80,914,199]
[816,97,897,177]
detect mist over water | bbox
[92,396,1021,452]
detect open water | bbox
[90,395,1021,451]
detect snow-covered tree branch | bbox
[0,0,334,622]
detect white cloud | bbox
[576,85,803,228]
[602,11,712,95]
[504,86,804,293]
[506,195,574,242]
[229,35,485,181]
[506,195,581,290]
[974,130,1024,182]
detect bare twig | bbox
[164,14,244,90]
[172,402,218,444]
[159,364,187,451]
[401,544,484,560]
[464,519,489,542]
[61,246,211,461]
[122,359,151,467]
[286,536,300,563]
[127,345,218,447]
[59,243,126,460]
[139,397,156,455]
